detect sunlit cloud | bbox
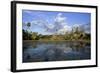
[72,23,90,33]
[23,11,90,35]
[54,13,66,23]
[23,13,72,35]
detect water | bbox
[23,41,91,63]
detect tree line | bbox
[23,27,90,41]
[23,22,90,41]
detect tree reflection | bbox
[23,41,91,62]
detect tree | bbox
[26,22,31,40]
[31,32,38,40]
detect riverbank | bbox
[23,40,90,43]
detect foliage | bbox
[23,26,90,41]
[23,22,90,41]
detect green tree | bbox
[26,22,31,40]
[31,32,38,40]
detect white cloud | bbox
[24,13,73,35]
[24,11,90,35]
[53,13,71,34]
[31,20,46,26]
[73,24,83,28]
[54,13,66,23]
[57,25,71,34]
[46,23,55,29]
[72,23,90,33]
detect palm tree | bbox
[27,22,31,28]
[26,22,31,40]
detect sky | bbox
[22,10,91,35]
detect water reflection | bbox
[23,41,91,63]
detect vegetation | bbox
[23,25,90,41]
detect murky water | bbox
[23,41,91,63]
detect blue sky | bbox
[22,10,91,35]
